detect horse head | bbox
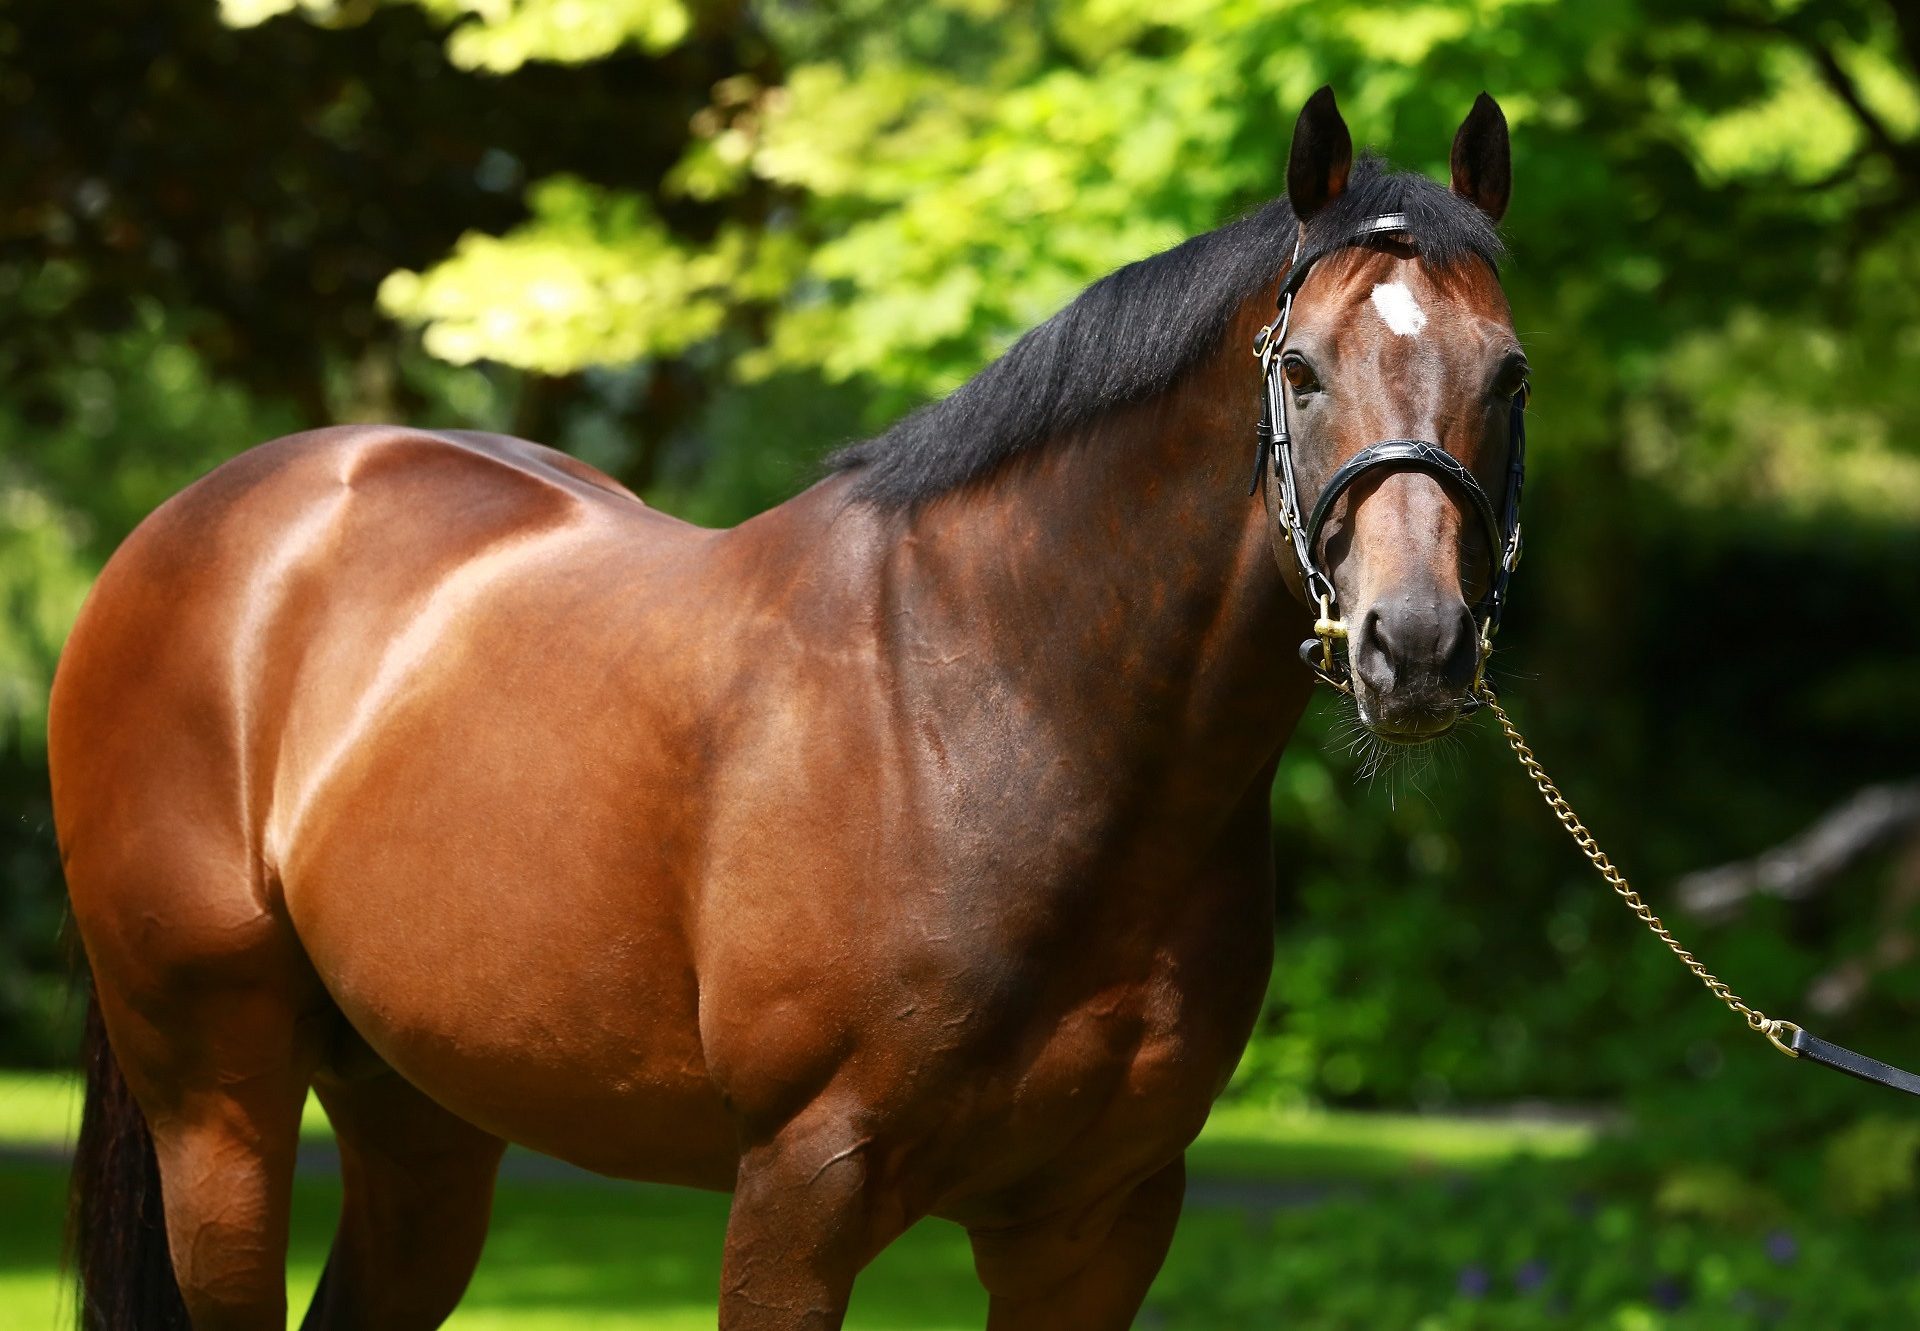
[1263,88,1527,744]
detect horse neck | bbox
[879,311,1316,812]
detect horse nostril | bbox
[1439,604,1479,688]
[1353,607,1396,694]
[1358,600,1476,692]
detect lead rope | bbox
[1474,681,1920,1097]
[1475,685,1783,1042]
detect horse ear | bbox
[1450,92,1511,222]
[1287,86,1353,223]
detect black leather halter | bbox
[1250,214,1526,695]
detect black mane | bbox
[828,154,1505,507]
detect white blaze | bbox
[1369,281,1428,337]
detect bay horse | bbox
[53,87,1525,1329]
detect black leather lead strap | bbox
[1786,1026,1920,1099]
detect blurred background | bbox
[3,0,1919,1326]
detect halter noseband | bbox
[1250,214,1527,700]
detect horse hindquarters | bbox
[53,441,343,1328]
[55,428,610,1329]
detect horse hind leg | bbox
[82,961,322,1331]
[300,1062,506,1330]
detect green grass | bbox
[14,1148,1914,1331]
[0,1072,334,1149]
[1188,1100,1594,1180]
[0,1071,1598,1327]
[0,1157,989,1330]
[0,1073,79,1150]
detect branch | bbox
[1677,781,1920,922]
[1796,35,1920,184]
[1888,1,1920,99]
[1708,10,1920,196]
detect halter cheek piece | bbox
[1249,213,1527,701]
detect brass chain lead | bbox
[1474,684,1801,1056]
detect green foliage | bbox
[222,0,693,70]
[423,0,693,72]
[1821,1114,1920,1217]
[0,297,309,1064]
[1192,1100,1595,1179]
[1655,1163,1789,1228]
[379,178,744,372]
[0,291,306,755]
[0,485,88,758]
[353,0,1920,454]
[1151,1162,1920,1330]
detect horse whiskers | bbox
[1328,693,1466,809]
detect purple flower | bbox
[1457,1264,1492,1298]
[1650,1275,1689,1310]
[1513,1260,1550,1294]
[1765,1229,1798,1265]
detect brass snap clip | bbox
[1764,1020,1803,1059]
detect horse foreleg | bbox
[968,1157,1186,1331]
[301,1065,506,1330]
[718,1106,909,1331]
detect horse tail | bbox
[68,980,190,1330]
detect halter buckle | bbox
[1503,524,1524,574]
[1312,593,1348,674]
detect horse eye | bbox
[1282,356,1319,393]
